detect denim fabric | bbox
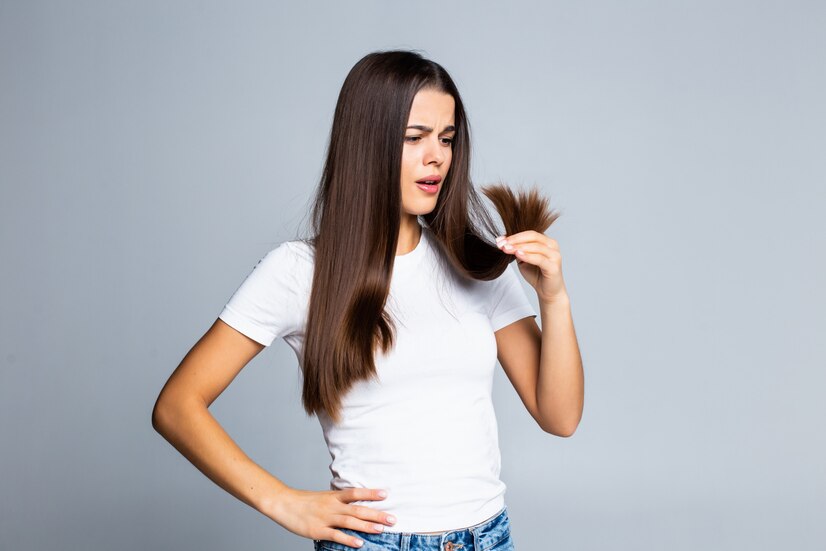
[313,504,515,551]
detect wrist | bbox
[540,293,570,308]
[258,483,296,521]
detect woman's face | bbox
[400,88,456,216]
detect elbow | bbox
[538,416,580,438]
[554,424,578,438]
[152,392,183,436]
[151,397,170,435]
[152,390,205,436]
[541,424,577,438]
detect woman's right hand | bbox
[268,487,397,548]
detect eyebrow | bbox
[406,124,456,132]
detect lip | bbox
[416,182,439,194]
[415,174,442,184]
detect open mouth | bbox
[416,175,441,194]
[416,182,439,193]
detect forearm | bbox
[537,295,584,435]
[152,394,293,516]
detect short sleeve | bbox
[487,263,537,332]
[217,242,306,346]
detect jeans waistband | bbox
[315,504,511,551]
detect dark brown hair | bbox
[297,50,559,423]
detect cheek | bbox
[401,154,416,180]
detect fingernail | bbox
[504,242,514,251]
[374,523,385,531]
[378,490,387,498]
[355,538,364,547]
[387,515,396,523]
[496,235,506,243]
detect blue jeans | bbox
[313,504,515,551]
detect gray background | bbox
[1,1,824,550]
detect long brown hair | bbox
[297,50,559,423]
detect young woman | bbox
[153,49,584,551]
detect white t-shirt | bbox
[217,222,537,533]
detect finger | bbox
[496,236,541,253]
[338,487,387,503]
[347,503,397,527]
[495,230,534,242]
[510,242,552,255]
[499,241,550,259]
[496,238,529,254]
[321,526,366,549]
[498,242,517,255]
[332,511,392,534]
[510,243,554,262]
[514,246,557,266]
[498,232,557,250]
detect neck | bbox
[397,214,421,256]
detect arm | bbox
[494,232,584,436]
[495,311,583,437]
[153,318,396,547]
[536,295,583,435]
[151,318,290,517]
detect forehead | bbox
[407,89,455,124]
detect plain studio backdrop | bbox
[1,1,823,550]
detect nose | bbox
[424,136,445,165]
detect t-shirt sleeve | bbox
[487,262,537,332]
[217,242,305,346]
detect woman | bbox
[153,49,584,550]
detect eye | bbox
[404,135,454,146]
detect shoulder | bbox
[283,238,315,265]
[245,240,314,289]
[259,239,314,265]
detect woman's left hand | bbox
[496,231,568,305]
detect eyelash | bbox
[405,136,454,145]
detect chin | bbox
[403,203,438,217]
